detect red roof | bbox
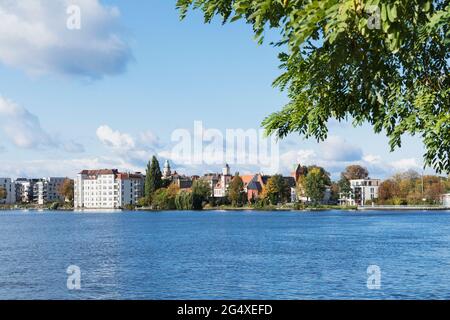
[79,169,143,180]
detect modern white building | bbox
[443,194,450,208]
[0,178,16,205]
[14,178,33,203]
[339,178,381,206]
[74,169,144,209]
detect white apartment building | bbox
[15,178,33,203]
[339,178,381,206]
[0,178,16,205]
[74,169,144,209]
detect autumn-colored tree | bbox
[378,180,399,202]
[0,186,6,201]
[342,165,369,180]
[228,174,246,207]
[262,175,290,205]
[378,173,447,205]
[59,179,74,203]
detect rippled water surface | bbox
[1,210,450,300]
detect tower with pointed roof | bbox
[163,160,172,179]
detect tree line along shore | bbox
[2,156,449,212]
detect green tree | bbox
[145,156,162,203]
[262,174,290,205]
[152,184,180,210]
[178,0,450,173]
[228,174,246,207]
[305,168,327,205]
[338,175,352,194]
[192,179,211,210]
[175,190,194,210]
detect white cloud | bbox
[0,95,84,152]
[0,0,131,78]
[0,95,55,148]
[0,157,142,179]
[96,125,135,150]
[140,131,161,148]
[96,125,161,166]
[363,154,382,164]
[320,136,363,162]
[280,149,317,169]
[63,140,85,153]
[389,158,421,171]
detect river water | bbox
[1,210,449,299]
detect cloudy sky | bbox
[0,0,430,180]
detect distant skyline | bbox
[0,0,432,180]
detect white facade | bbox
[14,179,32,203]
[213,164,233,198]
[293,186,332,204]
[0,178,16,205]
[340,179,380,206]
[74,169,144,209]
[443,194,450,208]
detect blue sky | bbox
[0,0,429,179]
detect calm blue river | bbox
[1,210,450,300]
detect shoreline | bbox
[1,206,449,213]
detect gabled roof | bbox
[247,175,263,191]
[240,175,254,186]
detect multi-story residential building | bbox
[0,178,16,205]
[339,178,381,206]
[74,169,144,209]
[31,177,67,205]
[15,178,33,203]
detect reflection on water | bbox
[0,210,450,300]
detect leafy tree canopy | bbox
[145,156,163,202]
[177,0,449,172]
[305,167,328,204]
[59,178,74,202]
[342,165,369,180]
[228,174,246,206]
[192,179,212,209]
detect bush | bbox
[48,202,60,210]
[152,188,176,210]
[175,191,193,210]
